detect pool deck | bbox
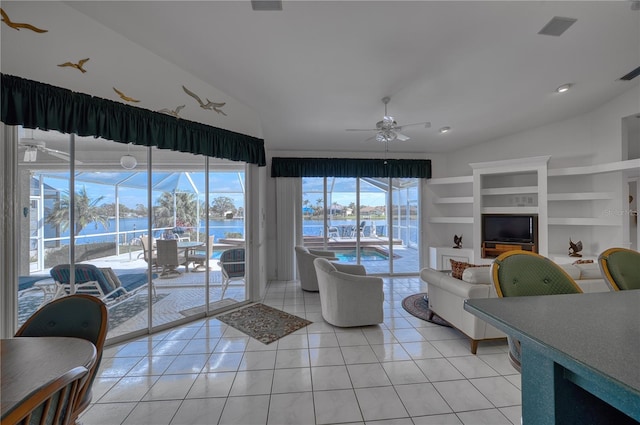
[303,236,402,250]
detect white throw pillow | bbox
[462,266,492,284]
[560,264,581,280]
[574,263,602,280]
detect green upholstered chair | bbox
[598,247,640,291]
[491,251,583,371]
[15,294,108,424]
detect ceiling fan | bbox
[346,97,431,143]
[19,139,81,164]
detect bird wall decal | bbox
[182,85,227,115]
[157,105,185,118]
[57,58,90,73]
[0,8,48,33]
[113,87,140,103]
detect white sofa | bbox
[420,261,609,354]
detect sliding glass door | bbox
[301,176,421,275]
[14,127,248,342]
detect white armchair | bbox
[295,246,338,291]
[313,257,384,327]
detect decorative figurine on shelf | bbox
[453,234,463,249]
[569,238,583,257]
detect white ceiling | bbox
[3,1,640,156]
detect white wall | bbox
[429,84,640,257]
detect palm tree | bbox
[154,191,198,228]
[45,187,109,235]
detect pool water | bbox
[335,249,388,262]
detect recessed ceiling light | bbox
[556,84,572,93]
[439,126,451,134]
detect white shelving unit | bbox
[470,156,550,259]
[427,157,634,260]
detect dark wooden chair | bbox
[3,366,89,425]
[15,294,109,423]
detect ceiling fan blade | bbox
[41,147,84,164]
[396,121,431,130]
[395,133,410,142]
[346,128,377,132]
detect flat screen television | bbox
[482,214,537,244]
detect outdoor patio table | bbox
[178,241,204,272]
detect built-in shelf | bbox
[482,207,538,214]
[429,217,474,224]
[433,196,474,204]
[547,192,615,201]
[548,217,618,226]
[481,186,538,196]
[548,158,640,177]
[428,175,473,185]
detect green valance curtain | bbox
[271,157,431,178]
[1,74,266,166]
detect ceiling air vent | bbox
[620,65,640,81]
[538,16,577,36]
[251,0,282,11]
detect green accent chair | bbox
[15,294,109,424]
[491,251,583,372]
[598,247,640,291]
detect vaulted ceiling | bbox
[2,1,639,156]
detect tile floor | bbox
[80,277,522,425]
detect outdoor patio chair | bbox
[15,294,108,423]
[218,247,245,299]
[49,264,156,305]
[157,239,182,278]
[598,247,640,291]
[186,235,214,272]
[139,235,158,269]
[491,251,583,372]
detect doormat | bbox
[402,293,451,327]
[215,303,312,344]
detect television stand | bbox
[482,242,536,258]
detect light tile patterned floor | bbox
[80,277,521,425]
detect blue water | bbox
[55,217,245,245]
[51,217,418,246]
[334,249,388,262]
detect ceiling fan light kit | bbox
[120,143,138,169]
[120,154,137,170]
[346,96,430,143]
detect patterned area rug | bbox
[402,293,451,327]
[216,303,312,344]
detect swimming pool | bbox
[334,248,389,262]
